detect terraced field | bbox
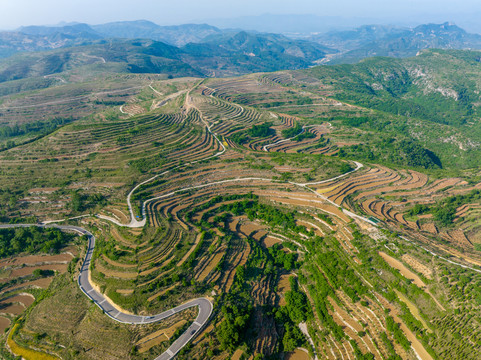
[1,71,481,360]
[312,163,481,261]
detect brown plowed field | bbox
[286,349,310,360]
[379,251,426,288]
[0,263,68,281]
[0,253,74,267]
[95,261,137,279]
[0,316,10,332]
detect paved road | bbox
[0,223,213,360]
[99,97,226,228]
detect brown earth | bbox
[401,254,433,279]
[0,303,25,315]
[0,253,74,267]
[379,252,426,288]
[286,348,311,360]
[0,264,68,282]
[0,316,10,332]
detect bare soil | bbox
[0,316,10,332]
[286,348,311,360]
[379,252,426,288]
[401,254,433,279]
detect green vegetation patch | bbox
[338,138,442,169]
[0,227,73,258]
[248,122,274,138]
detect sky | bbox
[2,0,481,30]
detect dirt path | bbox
[149,84,164,96]
[2,86,143,110]
[81,52,106,63]
[394,290,432,333]
[152,89,188,109]
[299,322,318,360]
[379,252,426,288]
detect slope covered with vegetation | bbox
[283,49,481,169]
[2,48,481,360]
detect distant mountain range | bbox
[312,22,481,64]
[0,21,331,77]
[91,21,221,47]
[201,14,380,35]
[0,31,332,83]
[1,20,481,80]
[3,21,222,55]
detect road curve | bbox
[0,224,213,360]
[262,125,306,152]
[99,101,226,228]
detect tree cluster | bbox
[0,227,72,257]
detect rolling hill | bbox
[316,22,481,63]
[2,26,481,360]
[0,32,330,82]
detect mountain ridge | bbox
[315,22,481,63]
[2,20,481,79]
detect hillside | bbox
[2,44,481,360]
[312,24,409,52]
[279,49,481,169]
[319,22,481,63]
[0,26,101,58]
[0,33,329,82]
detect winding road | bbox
[0,223,212,360]
[1,91,226,359]
[4,85,481,360]
[101,93,226,228]
[262,124,307,152]
[1,97,329,359]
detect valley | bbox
[1,45,481,360]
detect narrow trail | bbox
[149,84,164,96]
[151,89,189,110]
[0,224,212,360]
[4,88,481,360]
[399,236,481,274]
[1,86,144,110]
[119,83,167,115]
[81,52,106,64]
[262,124,322,152]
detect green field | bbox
[1,49,481,360]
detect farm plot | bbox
[379,251,445,312]
[9,70,481,360]
[379,252,426,288]
[0,247,76,336]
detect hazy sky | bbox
[2,0,481,29]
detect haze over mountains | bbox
[6,4,481,358]
[315,22,481,63]
[2,19,481,80]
